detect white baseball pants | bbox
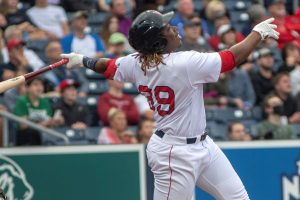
[146,134,250,200]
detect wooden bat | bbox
[0,58,69,94]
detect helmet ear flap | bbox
[152,37,167,53]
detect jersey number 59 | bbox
[138,85,175,117]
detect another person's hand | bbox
[60,52,84,69]
[219,96,228,105]
[253,18,279,40]
[233,98,244,110]
[288,112,300,123]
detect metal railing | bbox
[0,111,69,147]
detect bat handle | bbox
[49,58,69,70]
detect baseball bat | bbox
[0,58,69,94]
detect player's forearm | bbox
[82,56,110,73]
[229,31,261,66]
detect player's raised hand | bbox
[252,18,279,40]
[60,52,84,69]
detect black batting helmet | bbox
[129,10,174,54]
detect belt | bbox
[155,130,207,144]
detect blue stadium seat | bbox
[88,12,108,26]
[123,82,138,94]
[85,68,105,80]
[206,121,227,141]
[230,11,249,23]
[213,108,254,124]
[290,124,300,138]
[85,126,101,143]
[88,80,109,94]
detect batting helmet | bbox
[129,10,174,54]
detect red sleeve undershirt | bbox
[219,50,236,73]
[103,59,117,79]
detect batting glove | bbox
[253,18,279,40]
[60,52,84,69]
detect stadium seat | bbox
[213,108,254,124]
[88,12,108,26]
[290,124,300,138]
[230,11,249,23]
[88,80,109,94]
[206,121,227,141]
[123,82,138,94]
[85,68,105,80]
[85,126,101,143]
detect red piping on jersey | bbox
[219,50,236,73]
[167,145,174,200]
[104,59,117,79]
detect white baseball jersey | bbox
[113,51,221,137]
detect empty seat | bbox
[290,124,300,138]
[206,121,227,141]
[230,11,249,23]
[85,68,105,80]
[123,82,138,94]
[88,80,109,94]
[213,108,254,124]
[86,126,101,143]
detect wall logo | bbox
[0,155,34,200]
[282,159,300,200]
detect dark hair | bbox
[26,77,44,87]
[100,15,118,47]
[262,93,279,108]
[135,53,165,75]
[227,121,243,135]
[136,118,154,140]
[281,41,299,62]
[272,72,289,86]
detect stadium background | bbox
[0,0,300,199]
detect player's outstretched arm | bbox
[228,18,279,66]
[60,53,112,75]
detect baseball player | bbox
[61,10,279,200]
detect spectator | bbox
[177,16,211,52]
[104,32,129,58]
[135,0,170,15]
[111,0,132,37]
[208,12,245,50]
[53,79,90,129]
[98,108,136,144]
[134,94,154,120]
[98,80,139,126]
[14,77,62,145]
[256,94,294,139]
[216,24,237,50]
[278,41,300,73]
[3,69,27,112]
[204,0,227,35]
[267,0,300,48]
[61,0,93,12]
[137,118,155,144]
[204,70,256,110]
[98,0,135,14]
[290,62,300,97]
[4,25,45,71]
[273,72,300,123]
[27,0,69,39]
[251,48,275,105]
[0,29,5,64]
[44,40,88,95]
[170,0,195,37]
[0,13,7,29]
[242,3,266,36]
[100,15,119,48]
[61,11,105,59]
[0,38,33,81]
[227,122,251,141]
[0,0,47,41]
